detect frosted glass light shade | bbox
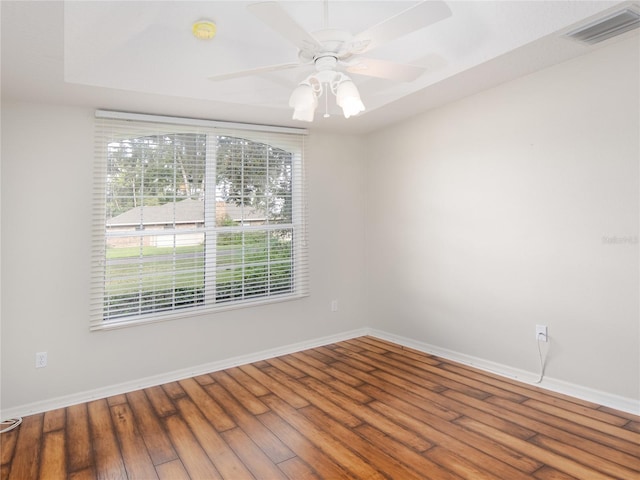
[292,107,316,122]
[289,84,318,122]
[336,80,365,118]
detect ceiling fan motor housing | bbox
[299,29,355,63]
[314,55,339,71]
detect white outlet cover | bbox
[535,325,548,342]
[36,352,47,368]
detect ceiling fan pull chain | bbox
[324,84,330,118]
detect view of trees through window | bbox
[103,132,295,320]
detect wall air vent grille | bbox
[565,9,640,45]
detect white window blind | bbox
[91,111,308,330]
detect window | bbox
[91,111,308,330]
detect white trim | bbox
[91,293,308,332]
[95,110,308,136]
[369,329,640,416]
[0,328,369,419]
[2,327,638,419]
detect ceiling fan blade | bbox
[353,0,452,54]
[248,2,323,56]
[208,62,306,82]
[346,58,426,82]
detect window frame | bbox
[90,110,308,330]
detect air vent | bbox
[565,9,640,45]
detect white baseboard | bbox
[369,328,640,416]
[0,328,370,420]
[3,326,638,418]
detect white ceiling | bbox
[2,1,639,134]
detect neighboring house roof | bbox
[106,198,265,226]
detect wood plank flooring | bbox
[1,336,639,479]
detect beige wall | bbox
[0,105,367,410]
[364,36,639,400]
[2,34,638,413]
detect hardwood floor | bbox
[1,336,639,479]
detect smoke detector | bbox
[192,20,217,40]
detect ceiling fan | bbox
[209,1,452,121]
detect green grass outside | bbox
[106,244,204,259]
[104,232,293,316]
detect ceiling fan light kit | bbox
[289,61,365,121]
[209,1,452,122]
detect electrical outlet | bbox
[331,300,338,312]
[535,325,548,342]
[36,352,47,368]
